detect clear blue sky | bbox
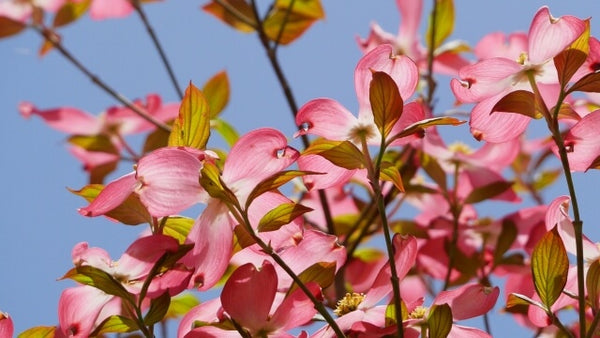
[1,1,600,336]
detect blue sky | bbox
[1,0,600,336]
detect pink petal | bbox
[69,146,120,170]
[457,167,520,203]
[247,192,304,248]
[19,102,101,135]
[396,0,422,50]
[178,298,222,338]
[136,147,205,217]
[58,286,113,337]
[556,110,600,171]
[223,128,299,185]
[0,312,14,338]
[434,284,499,320]
[297,153,355,191]
[388,101,425,145]
[355,44,419,111]
[295,99,357,140]
[474,32,528,61]
[78,172,136,217]
[221,262,276,332]
[89,0,134,20]
[528,7,586,64]
[448,325,492,338]
[145,266,193,298]
[451,58,521,103]
[271,282,320,330]
[183,201,234,290]
[117,234,179,280]
[71,242,112,271]
[469,94,531,142]
[356,22,397,53]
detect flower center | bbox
[334,292,365,316]
[409,306,428,319]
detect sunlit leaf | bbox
[586,259,600,311]
[389,117,464,143]
[203,0,256,33]
[53,0,91,27]
[90,315,138,336]
[203,71,230,118]
[144,291,171,325]
[68,134,119,153]
[263,11,317,45]
[463,181,514,204]
[491,90,542,119]
[531,227,569,309]
[506,293,547,311]
[532,169,562,191]
[211,118,239,147]
[369,71,403,139]
[61,266,134,303]
[246,170,316,209]
[0,16,26,39]
[274,0,324,19]
[165,293,201,319]
[287,261,335,295]
[162,216,195,244]
[567,72,600,94]
[304,139,365,170]
[425,0,454,50]
[554,20,590,87]
[200,162,238,206]
[380,162,405,192]
[18,326,56,338]
[257,202,312,232]
[168,82,211,150]
[427,303,453,338]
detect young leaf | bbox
[369,71,403,139]
[263,0,325,45]
[389,116,464,143]
[425,0,455,50]
[554,20,590,87]
[427,303,453,338]
[61,266,134,303]
[202,0,257,33]
[245,170,317,209]
[531,227,569,310]
[53,0,91,27]
[274,0,324,19]
[463,181,515,204]
[0,17,26,39]
[506,293,547,312]
[162,216,195,244]
[379,162,405,193]
[200,162,238,206]
[257,202,312,232]
[168,82,211,150]
[586,259,600,311]
[567,72,600,94]
[89,315,138,336]
[17,326,56,338]
[287,261,335,295]
[304,139,365,170]
[211,118,239,146]
[165,293,201,319]
[144,291,171,326]
[491,90,542,119]
[203,71,230,119]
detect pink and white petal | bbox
[136,147,205,217]
[221,262,275,332]
[58,286,113,337]
[71,242,113,271]
[388,101,426,145]
[69,146,120,170]
[178,298,223,338]
[223,128,299,185]
[117,234,179,280]
[145,266,193,298]
[183,201,234,290]
[19,102,101,135]
[295,99,356,140]
[356,22,397,53]
[457,167,520,203]
[528,7,586,64]
[432,48,471,76]
[474,32,528,61]
[0,311,14,338]
[396,0,422,49]
[469,94,531,143]
[433,284,499,320]
[297,153,355,191]
[271,283,320,331]
[78,172,136,217]
[448,325,492,338]
[89,0,134,20]
[459,138,520,171]
[555,110,600,171]
[451,58,521,103]
[311,310,366,338]
[185,327,240,338]
[355,45,419,110]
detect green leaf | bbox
[463,180,515,204]
[369,71,403,139]
[0,16,26,39]
[202,0,257,33]
[162,216,195,244]
[165,293,201,319]
[69,185,152,225]
[18,326,56,338]
[203,71,230,118]
[304,139,365,170]
[246,170,318,209]
[211,118,239,147]
[263,0,325,45]
[425,0,454,50]
[427,303,453,338]
[493,220,517,266]
[53,0,91,27]
[89,315,138,336]
[379,162,405,193]
[257,202,313,232]
[199,162,238,206]
[532,169,562,191]
[586,259,600,311]
[506,293,547,312]
[389,116,464,143]
[274,0,324,19]
[389,220,430,238]
[491,90,543,119]
[287,261,335,295]
[168,82,211,150]
[144,291,171,325]
[420,152,447,192]
[567,72,600,94]
[68,134,119,153]
[531,227,569,309]
[554,20,590,87]
[61,266,134,303]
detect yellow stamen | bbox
[334,292,365,316]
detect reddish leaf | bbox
[0,16,26,39]
[53,0,91,27]
[568,72,600,94]
[203,0,256,33]
[463,181,515,204]
[369,71,403,139]
[491,90,542,119]
[554,20,590,87]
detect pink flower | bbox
[451,7,586,142]
[57,285,116,338]
[553,110,600,171]
[0,311,14,338]
[0,0,64,22]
